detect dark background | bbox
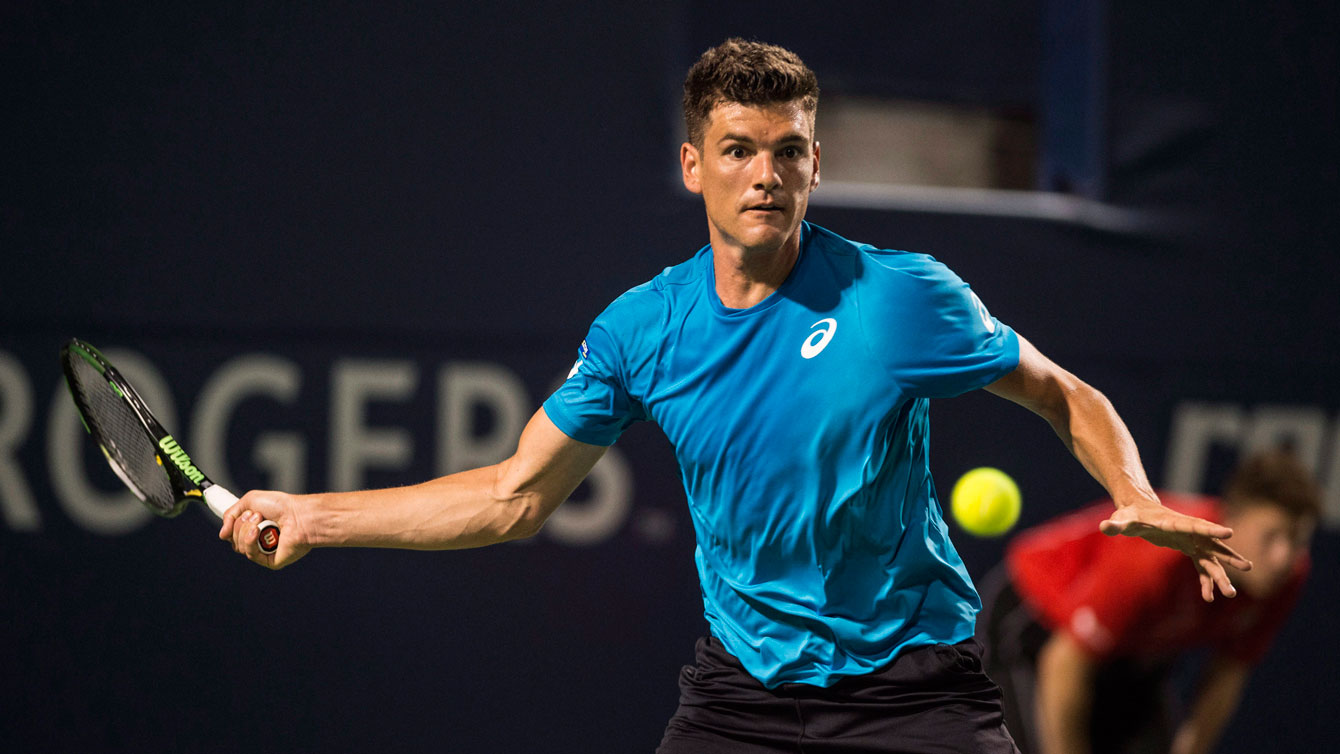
[3,1,1337,751]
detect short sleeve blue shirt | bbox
[543,222,1019,687]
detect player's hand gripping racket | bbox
[60,338,280,554]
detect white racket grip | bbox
[203,484,239,518]
[204,485,280,554]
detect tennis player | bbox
[222,39,1251,752]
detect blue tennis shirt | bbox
[543,222,1019,687]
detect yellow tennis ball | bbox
[950,467,1021,537]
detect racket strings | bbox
[66,355,177,513]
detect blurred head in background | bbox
[1221,449,1320,598]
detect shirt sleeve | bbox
[541,307,650,447]
[862,252,1020,399]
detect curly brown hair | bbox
[682,38,820,149]
[1223,448,1322,521]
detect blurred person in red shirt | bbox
[979,449,1319,754]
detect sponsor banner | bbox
[2,332,1337,752]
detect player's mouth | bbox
[743,203,785,215]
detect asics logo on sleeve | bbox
[801,318,838,359]
[969,291,997,334]
[567,340,589,379]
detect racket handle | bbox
[203,485,281,555]
[256,520,281,555]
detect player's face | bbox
[1225,501,1314,598]
[680,100,820,256]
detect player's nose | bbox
[752,153,781,190]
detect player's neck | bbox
[709,228,802,310]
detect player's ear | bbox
[810,140,820,192]
[681,142,703,195]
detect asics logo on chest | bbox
[801,318,837,359]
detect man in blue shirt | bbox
[544,217,1021,692]
[222,38,1251,753]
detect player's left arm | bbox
[985,335,1251,600]
[1169,654,1251,754]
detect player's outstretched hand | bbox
[1100,500,1252,602]
[219,490,312,570]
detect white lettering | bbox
[1324,422,1340,527]
[330,360,417,491]
[191,355,305,493]
[544,447,634,546]
[1164,403,1244,493]
[8,350,655,546]
[437,363,529,475]
[1166,401,1340,528]
[1241,405,1327,471]
[0,351,40,531]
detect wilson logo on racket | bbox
[158,435,206,485]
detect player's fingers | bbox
[239,512,283,569]
[1206,539,1252,572]
[230,514,249,555]
[219,506,240,540]
[242,511,268,561]
[1202,556,1237,599]
[1158,512,1217,538]
[232,510,260,556]
[1185,517,1233,540]
[1198,570,1215,603]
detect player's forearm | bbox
[298,410,603,551]
[1053,378,1159,508]
[1170,657,1249,754]
[986,339,1158,509]
[303,464,544,550]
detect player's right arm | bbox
[986,335,1250,601]
[219,407,606,569]
[1034,630,1098,754]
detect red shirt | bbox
[1006,494,1308,664]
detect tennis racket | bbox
[60,338,280,554]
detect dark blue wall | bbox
[3,2,1337,751]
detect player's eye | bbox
[781,146,801,159]
[726,146,747,159]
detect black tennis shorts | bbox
[656,635,1020,753]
